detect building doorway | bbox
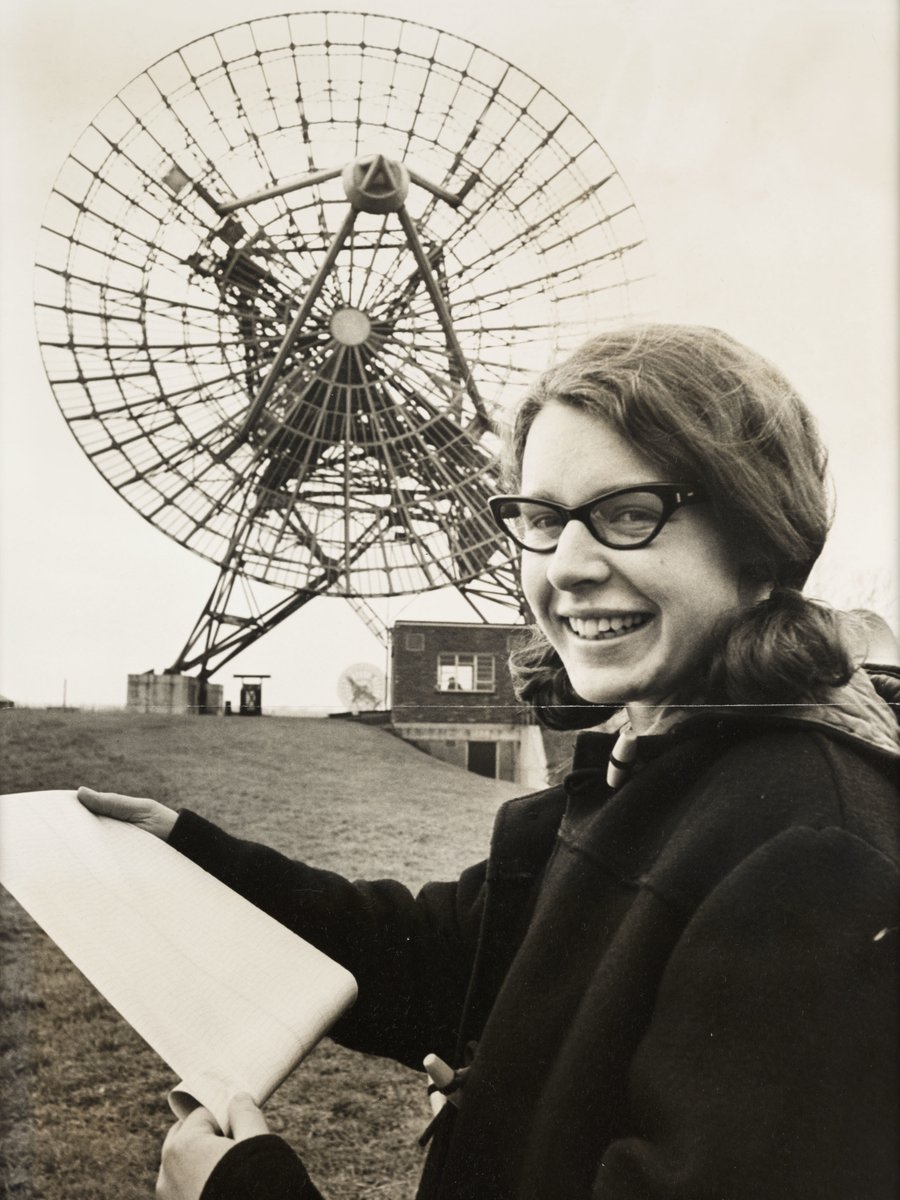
[467,740,497,779]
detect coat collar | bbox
[567,667,900,794]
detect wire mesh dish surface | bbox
[35,11,651,601]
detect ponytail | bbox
[705,588,855,706]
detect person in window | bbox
[80,324,899,1200]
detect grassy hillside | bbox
[0,710,523,1199]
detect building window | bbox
[437,652,495,692]
[405,632,425,651]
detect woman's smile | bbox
[564,612,654,640]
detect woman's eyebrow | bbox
[518,479,660,502]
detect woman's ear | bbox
[737,568,773,606]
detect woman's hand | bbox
[76,786,178,841]
[157,1094,270,1200]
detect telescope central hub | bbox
[341,154,410,213]
[330,306,372,346]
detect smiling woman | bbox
[77,322,898,1199]
[518,401,750,724]
[504,323,856,729]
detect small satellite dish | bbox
[337,663,386,714]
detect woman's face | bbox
[519,401,751,727]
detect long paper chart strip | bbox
[0,791,357,1132]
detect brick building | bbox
[390,620,553,785]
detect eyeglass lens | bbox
[499,490,668,549]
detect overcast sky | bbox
[1,0,896,711]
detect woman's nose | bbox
[545,517,614,591]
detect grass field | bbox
[0,709,522,1199]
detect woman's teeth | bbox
[566,613,651,640]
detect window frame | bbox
[436,651,496,693]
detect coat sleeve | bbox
[169,810,488,1068]
[200,1135,322,1200]
[594,826,899,1200]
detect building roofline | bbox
[392,619,526,631]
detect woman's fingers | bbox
[77,786,148,820]
[228,1093,269,1141]
[76,786,178,841]
[158,1107,230,1200]
[180,1106,222,1137]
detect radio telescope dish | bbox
[34,12,651,679]
[337,663,385,713]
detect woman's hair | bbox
[503,323,856,727]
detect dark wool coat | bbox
[179,670,900,1200]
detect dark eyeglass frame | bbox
[488,483,707,553]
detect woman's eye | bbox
[620,507,655,523]
[605,506,657,527]
[528,510,563,533]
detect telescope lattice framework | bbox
[34,11,651,678]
